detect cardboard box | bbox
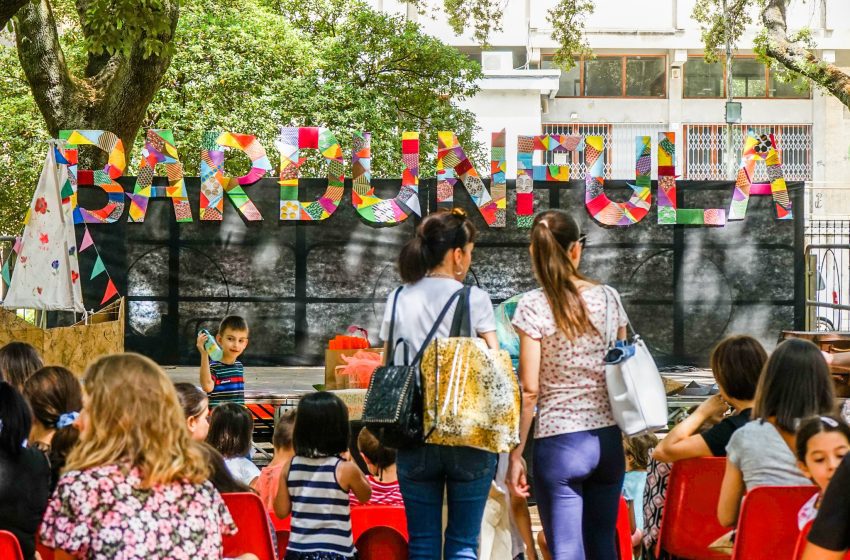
[324,347,384,390]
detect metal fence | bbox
[683,124,812,181]
[541,122,812,183]
[541,123,668,180]
[806,219,850,331]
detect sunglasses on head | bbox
[576,233,587,248]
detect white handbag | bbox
[602,286,668,435]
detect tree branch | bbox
[761,0,850,108]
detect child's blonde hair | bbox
[65,353,209,487]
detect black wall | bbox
[76,177,804,366]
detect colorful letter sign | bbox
[584,136,651,226]
[728,132,793,221]
[59,130,126,224]
[437,131,503,227]
[199,131,269,221]
[657,132,726,225]
[351,131,421,224]
[516,134,580,228]
[128,129,192,223]
[277,127,345,221]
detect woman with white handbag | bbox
[507,210,628,560]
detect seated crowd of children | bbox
[2,315,850,559]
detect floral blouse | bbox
[40,464,236,559]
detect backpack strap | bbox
[411,288,466,366]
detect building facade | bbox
[371,0,850,220]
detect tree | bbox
[13,0,178,157]
[142,0,482,176]
[0,0,482,233]
[279,0,483,175]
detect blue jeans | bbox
[397,444,497,560]
[533,425,625,560]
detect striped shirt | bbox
[208,360,245,407]
[350,476,403,506]
[287,456,355,557]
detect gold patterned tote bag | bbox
[420,287,520,453]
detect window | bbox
[684,56,811,99]
[541,59,580,97]
[542,54,667,98]
[584,57,623,96]
[731,59,767,97]
[684,58,724,97]
[770,74,811,98]
[626,56,666,97]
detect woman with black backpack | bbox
[381,208,498,560]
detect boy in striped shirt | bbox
[197,315,249,407]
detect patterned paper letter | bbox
[277,127,345,221]
[128,129,192,223]
[657,132,726,225]
[584,136,651,226]
[199,131,270,221]
[437,131,503,227]
[351,131,420,224]
[59,130,126,224]
[516,134,580,228]
[728,131,793,221]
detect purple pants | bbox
[533,425,625,560]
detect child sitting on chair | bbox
[207,403,260,488]
[257,410,296,513]
[624,433,658,552]
[274,392,370,559]
[351,427,403,506]
[796,415,850,530]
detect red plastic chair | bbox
[351,505,409,560]
[221,492,277,560]
[656,457,729,560]
[731,485,818,560]
[0,530,24,560]
[794,520,850,560]
[269,513,291,560]
[350,505,408,542]
[616,495,633,560]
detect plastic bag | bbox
[335,350,383,388]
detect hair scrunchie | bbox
[56,411,80,429]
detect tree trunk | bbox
[0,0,27,29]
[14,0,179,164]
[761,0,850,109]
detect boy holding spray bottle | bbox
[197,315,249,407]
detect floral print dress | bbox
[40,464,236,559]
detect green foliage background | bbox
[0,0,483,235]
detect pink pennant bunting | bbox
[101,278,119,305]
[80,229,94,252]
[12,237,21,254]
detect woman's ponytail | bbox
[398,234,429,283]
[530,211,596,340]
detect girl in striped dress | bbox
[275,392,371,560]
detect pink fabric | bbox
[350,476,404,506]
[257,463,284,512]
[512,285,628,437]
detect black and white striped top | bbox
[287,456,355,557]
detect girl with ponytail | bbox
[23,366,83,491]
[383,208,499,559]
[508,210,629,560]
